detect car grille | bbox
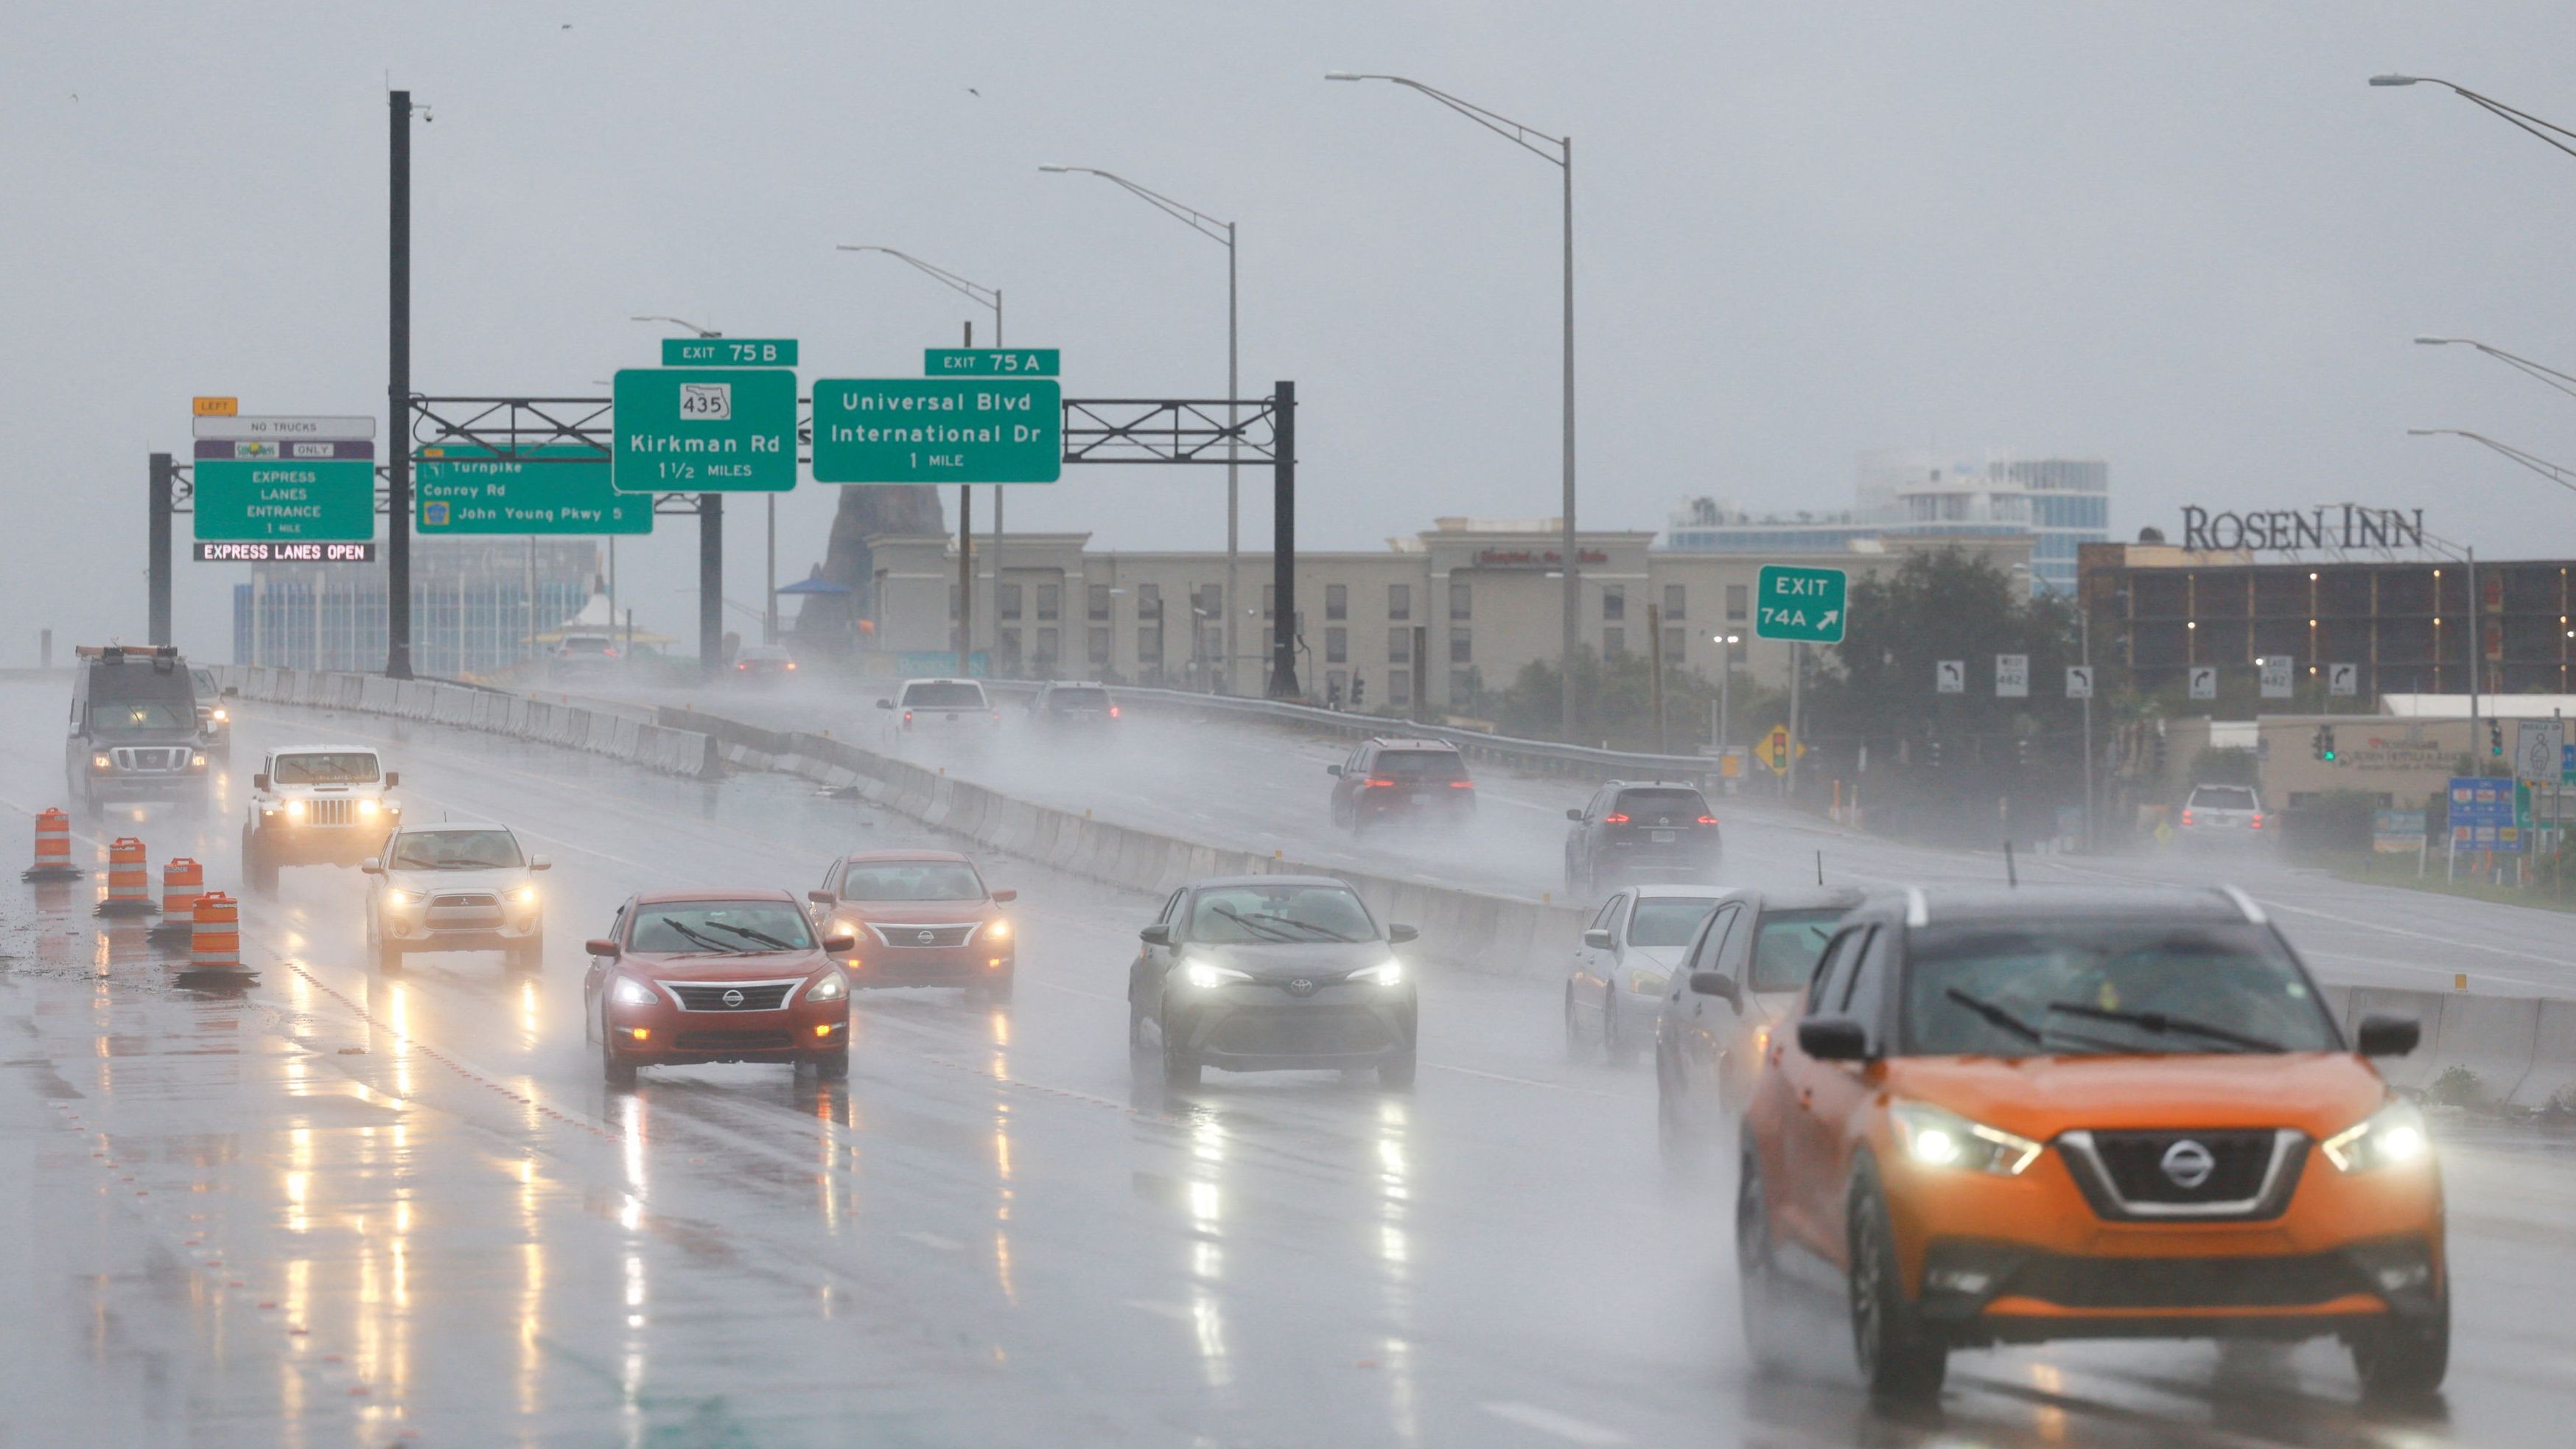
[111,746,192,773]
[2001,1249,2369,1310]
[301,798,356,827]
[1205,1005,1392,1057]
[432,893,497,909]
[2059,1128,2306,1222]
[425,892,503,929]
[869,923,978,949]
[667,982,798,1012]
[672,1028,796,1055]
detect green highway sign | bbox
[662,337,798,367]
[924,348,1060,377]
[416,445,651,535]
[192,459,376,541]
[612,368,797,492]
[811,378,1063,484]
[1754,565,1848,643]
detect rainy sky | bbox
[7,1,2575,661]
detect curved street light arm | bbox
[2375,74,2576,163]
[1040,166,1232,247]
[2407,427,2576,496]
[2415,335,2576,405]
[1329,72,1566,166]
[630,314,722,338]
[836,245,1000,315]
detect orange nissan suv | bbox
[1738,885,2441,1402]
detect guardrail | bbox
[213,666,718,779]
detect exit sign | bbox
[924,348,1060,377]
[1754,565,1848,643]
[662,338,798,367]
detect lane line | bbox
[1121,1299,1196,1321]
[1478,1400,1629,1445]
[899,1231,963,1252]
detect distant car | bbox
[1564,781,1722,893]
[66,644,211,814]
[1026,680,1119,730]
[584,889,855,1089]
[2180,783,2265,841]
[732,642,797,683]
[1652,886,1865,1170]
[189,666,235,761]
[805,851,1018,1002]
[1128,876,1420,1089]
[878,678,999,747]
[1563,885,1729,1066]
[363,822,549,971]
[241,746,400,894]
[547,632,622,682]
[1325,737,1476,834]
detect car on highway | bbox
[584,889,856,1089]
[363,822,550,971]
[1325,737,1476,834]
[878,677,999,747]
[241,746,399,893]
[546,632,622,683]
[1561,884,1726,1066]
[1026,680,1119,730]
[1129,876,1420,1089]
[2179,783,2265,842]
[189,666,235,761]
[1736,884,2443,1403]
[1563,781,1723,893]
[1653,886,1865,1170]
[805,851,1018,1002]
[66,644,211,814]
[731,642,797,683]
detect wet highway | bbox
[4,677,2573,1445]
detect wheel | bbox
[1378,1038,1417,1089]
[507,936,544,971]
[1848,1165,1947,1401]
[1736,1146,1791,1368]
[1161,1012,1201,1087]
[811,1047,851,1082]
[1603,984,1638,1066]
[1659,1047,1707,1181]
[78,778,102,817]
[1129,997,1155,1060]
[979,973,1014,1005]
[374,932,404,973]
[1562,982,1585,1061]
[2350,1286,2449,1401]
[601,1029,639,1091]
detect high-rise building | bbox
[1998,456,2110,596]
[229,537,599,676]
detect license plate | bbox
[1651,830,1676,843]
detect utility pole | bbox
[1647,602,1667,753]
[1786,642,1805,800]
[385,88,415,679]
[2081,594,2096,852]
[959,318,975,677]
[699,495,723,681]
[147,453,174,646]
[1267,380,1301,699]
[2467,547,2481,762]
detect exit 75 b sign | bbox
[1754,565,1847,644]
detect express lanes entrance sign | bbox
[416,446,651,535]
[612,369,797,492]
[192,458,375,541]
[1754,565,1847,644]
[810,378,1063,484]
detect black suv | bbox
[1564,781,1721,893]
[66,645,211,814]
[1325,738,1476,833]
[1027,680,1119,730]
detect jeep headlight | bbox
[611,977,659,1008]
[358,797,381,818]
[2322,1099,2429,1174]
[284,799,306,822]
[1183,960,1252,990]
[805,971,848,1003]
[1891,1100,2043,1176]
[1348,959,1406,987]
[211,708,228,723]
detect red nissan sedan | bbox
[584,889,855,1088]
[806,851,1018,1002]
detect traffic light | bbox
[2015,737,2031,767]
[1351,675,1365,708]
[2312,725,2337,763]
[2491,719,2506,758]
[1928,739,1945,769]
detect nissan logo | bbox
[2160,1139,2216,1190]
[721,988,745,1008]
[916,929,936,946]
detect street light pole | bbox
[1040,166,1242,693]
[1711,633,1740,752]
[2370,74,2576,161]
[1329,72,1578,739]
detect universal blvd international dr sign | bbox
[811,377,1063,484]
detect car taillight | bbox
[2250,813,2264,830]
[1449,780,1474,789]
[1365,778,1397,789]
[1109,705,1120,718]
[1697,815,1718,825]
[785,661,796,670]
[1604,813,1630,824]
[903,710,914,725]
[2180,809,2194,826]
[737,662,749,671]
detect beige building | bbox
[858,517,2032,711]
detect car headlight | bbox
[1628,968,1667,996]
[91,754,111,771]
[805,971,848,1002]
[512,885,539,907]
[1183,960,1252,990]
[383,888,422,907]
[2322,1099,2429,1173]
[211,708,228,722]
[610,977,660,1008]
[1348,959,1406,987]
[981,918,1012,943]
[284,799,306,821]
[359,797,381,817]
[191,753,208,770]
[1890,1100,2043,1177]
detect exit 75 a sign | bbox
[1754,565,1848,643]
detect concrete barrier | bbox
[212,666,717,781]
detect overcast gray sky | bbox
[8,1,2576,663]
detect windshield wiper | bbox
[1239,910,1354,943]
[1944,987,2045,1044]
[1210,904,1301,943]
[703,921,797,951]
[657,918,746,954]
[2045,1001,2281,1053]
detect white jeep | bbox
[242,745,402,894]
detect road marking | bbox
[1479,1400,1628,1445]
[1429,1062,1628,1100]
[900,1231,963,1251]
[1122,1299,1196,1321]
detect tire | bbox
[1161,1013,1200,1088]
[1378,1038,1418,1089]
[1562,982,1585,1061]
[812,1047,851,1082]
[979,974,1014,1005]
[1848,1166,1947,1401]
[1603,984,1638,1066]
[1129,999,1155,1060]
[1736,1147,1791,1368]
[601,1029,639,1091]
[507,936,543,972]
[2351,1288,2449,1402]
[374,934,404,973]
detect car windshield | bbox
[2190,786,2258,810]
[1751,909,1847,992]
[1047,687,1110,710]
[190,669,217,694]
[1376,750,1466,779]
[273,753,381,785]
[628,901,815,954]
[841,861,985,901]
[1628,897,1718,947]
[390,830,522,870]
[1901,920,2339,1057]
[906,681,985,708]
[1189,884,1375,944]
[91,702,195,736]
[1614,789,1705,820]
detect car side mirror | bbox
[1565,808,1583,823]
[360,859,383,875]
[2355,1014,2421,1058]
[1798,1016,1870,1061]
[252,772,270,791]
[1326,764,1343,776]
[1139,924,1172,948]
[1689,971,1740,1006]
[382,771,400,787]
[529,856,552,871]
[990,888,1018,904]
[1581,929,1614,950]
[821,935,856,954]
[1388,923,1418,944]
[808,890,837,906]
[584,938,620,957]
[875,699,895,710]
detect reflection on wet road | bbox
[0,680,2570,1445]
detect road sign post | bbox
[2328,663,2358,699]
[2513,719,2563,786]
[811,378,1063,484]
[2259,657,2293,700]
[612,369,797,492]
[1936,660,1964,694]
[2065,666,2093,699]
[1995,654,2029,698]
[2189,666,2217,701]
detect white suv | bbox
[877,678,999,750]
[242,746,401,893]
[363,822,548,971]
[2180,783,2265,842]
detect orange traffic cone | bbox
[96,837,158,917]
[183,892,251,982]
[21,809,82,881]
[149,857,204,944]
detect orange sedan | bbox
[806,851,1018,1002]
[1738,885,2442,1403]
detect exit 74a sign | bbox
[1754,565,1847,643]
